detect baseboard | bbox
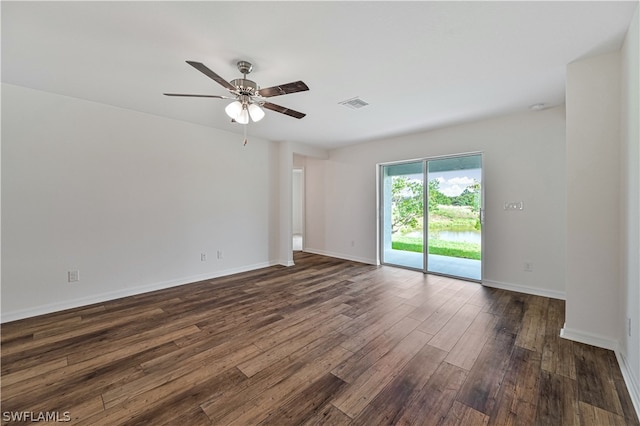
[615,349,640,419]
[302,248,377,266]
[482,279,566,300]
[559,325,619,351]
[0,260,279,323]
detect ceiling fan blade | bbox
[186,61,236,91]
[258,81,309,98]
[262,102,306,119]
[163,93,229,99]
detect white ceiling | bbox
[2,1,637,149]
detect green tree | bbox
[450,180,480,208]
[391,178,452,234]
[429,179,451,207]
[391,177,423,234]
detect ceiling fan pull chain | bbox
[243,123,248,146]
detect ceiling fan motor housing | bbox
[230,78,258,96]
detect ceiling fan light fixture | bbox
[248,103,265,122]
[225,100,243,119]
[236,106,250,124]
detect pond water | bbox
[431,230,481,244]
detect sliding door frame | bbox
[378,151,484,282]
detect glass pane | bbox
[427,155,482,280]
[381,161,424,270]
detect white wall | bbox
[564,51,621,348]
[305,106,567,298]
[620,5,640,412]
[562,10,639,411]
[1,83,280,322]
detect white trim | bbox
[482,279,565,300]
[615,349,640,419]
[1,261,278,323]
[280,260,296,267]
[303,248,377,266]
[559,325,618,351]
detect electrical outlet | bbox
[351,240,355,247]
[524,262,533,272]
[201,253,207,262]
[217,250,223,260]
[68,270,80,282]
[628,317,632,337]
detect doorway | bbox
[292,168,304,251]
[380,153,483,281]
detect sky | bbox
[429,168,482,197]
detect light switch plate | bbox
[504,201,524,210]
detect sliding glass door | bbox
[426,155,482,280]
[380,153,483,281]
[380,161,425,270]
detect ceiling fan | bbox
[164,60,309,124]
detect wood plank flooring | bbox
[1,252,638,425]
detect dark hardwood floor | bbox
[1,252,638,425]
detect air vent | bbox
[339,97,370,110]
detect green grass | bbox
[391,235,481,260]
[429,205,481,231]
[392,205,481,260]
